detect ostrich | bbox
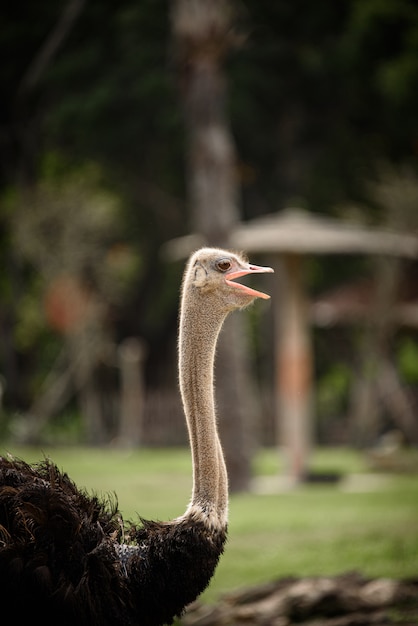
[0,248,273,626]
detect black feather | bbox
[0,457,226,626]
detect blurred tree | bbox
[8,162,140,442]
[0,0,417,447]
[171,0,257,492]
[0,0,184,418]
[350,167,418,446]
[228,0,418,214]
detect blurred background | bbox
[1,0,418,492]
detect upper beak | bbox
[225,263,274,300]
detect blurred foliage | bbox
[14,277,49,352]
[317,363,352,424]
[397,338,418,384]
[0,0,417,432]
[6,158,141,348]
[229,0,418,214]
[11,159,124,280]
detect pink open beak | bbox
[225,263,274,299]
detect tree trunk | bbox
[171,0,256,491]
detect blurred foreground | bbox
[181,573,418,626]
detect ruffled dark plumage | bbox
[0,456,226,626]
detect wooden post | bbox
[117,338,146,448]
[276,254,313,483]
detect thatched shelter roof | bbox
[230,208,418,257]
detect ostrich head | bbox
[183,247,273,312]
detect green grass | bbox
[2,446,418,602]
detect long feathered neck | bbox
[178,286,228,530]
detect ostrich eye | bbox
[216,258,232,272]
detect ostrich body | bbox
[0,248,273,626]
